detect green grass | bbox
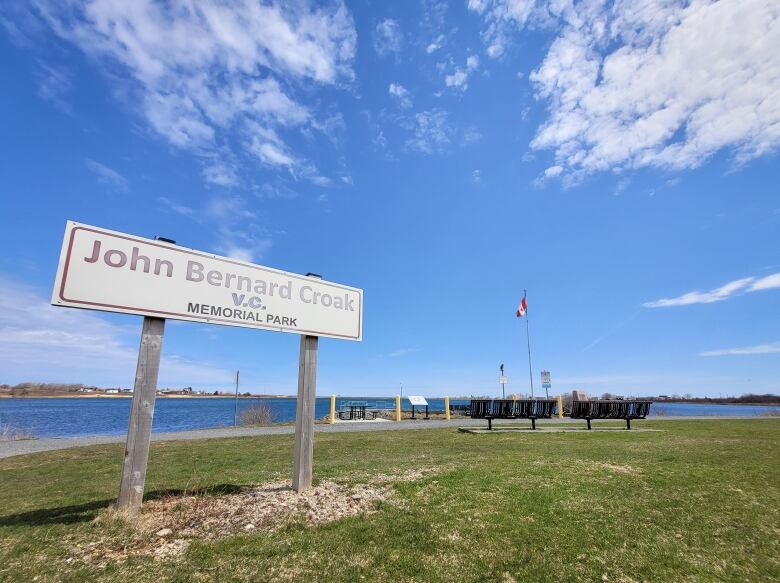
[1,419,778,582]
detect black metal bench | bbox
[470,399,557,430]
[569,400,651,430]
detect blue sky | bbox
[0,0,778,397]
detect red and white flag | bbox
[516,293,527,318]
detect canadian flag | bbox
[516,294,527,318]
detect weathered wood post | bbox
[329,394,336,424]
[445,396,451,421]
[117,316,165,518]
[292,333,318,491]
[395,395,401,421]
[557,394,564,419]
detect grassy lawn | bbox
[1,419,778,582]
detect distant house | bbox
[105,389,120,394]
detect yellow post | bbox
[330,394,336,424]
[557,394,564,419]
[395,395,402,421]
[444,396,451,421]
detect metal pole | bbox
[524,289,534,398]
[233,370,240,426]
[499,363,505,399]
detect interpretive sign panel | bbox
[408,395,428,406]
[52,221,363,341]
[541,370,551,389]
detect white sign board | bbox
[52,221,363,341]
[408,395,428,406]
[541,370,551,388]
[499,376,508,385]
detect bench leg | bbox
[626,418,631,431]
[586,419,591,431]
[531,418,536,431]
[488,418,492,431]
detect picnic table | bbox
[337,403,377,420]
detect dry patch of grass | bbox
[67,468,441,566]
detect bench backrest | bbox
[470,399,557,419]
[570,400,651,419]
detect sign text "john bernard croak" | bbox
[53,222,363,340]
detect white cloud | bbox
[445,69,469,89]
[444,54,480,90]
[426,34,445,53]
[0,275,232,386]
[700,342,780,357]
[469,1,780,178]
[532,0,780,176]
[388,83,412,108]
[84,158,128,192]
[471,169,482,184]
[749,272,780,292]
[202,162,239,187]
[405,109,452,154]
[157,196,195,217]
[467,0,537,58]
[643,272,780,308]
[373,18,402,56]
[33,0,355,183]
[34,59,72,113]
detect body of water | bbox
[0,398,776,439]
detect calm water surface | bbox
[0,398,776,438]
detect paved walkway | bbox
[0,416,770,459]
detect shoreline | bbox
[2,394,779,406]
[1,416,776,460]
[0,394,297,399]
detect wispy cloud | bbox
[643,272,780,308]
[700,342,780,357]
[373,18,402,57]
[32,0,356,187]
[388,83,412,108]
[157,196,194,217]
[426,34,445,54]
[749,272,780,292]
[34,59,72,113]
[85,158,128,192]
[0,275,232,386]
[156,194,275,263]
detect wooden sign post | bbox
[52,223,362,515]
[117,316,165,518]
[292,334,318,491]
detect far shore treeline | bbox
[1,383,778,405]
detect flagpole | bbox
[524,289,534,398]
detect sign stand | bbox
[117,316,165,518]
[408,396,428,421]
[292,334,318,492]
[52,223,363,513]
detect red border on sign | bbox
[58,226,363,340]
